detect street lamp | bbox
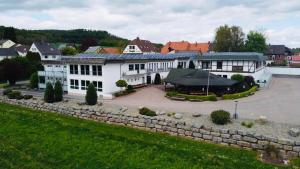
[233,101,238,119]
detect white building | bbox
[197,52,268,83]
[0,39,15,48]
[123,37,158,54]
[63,53,195,99]
[0,48,18,61]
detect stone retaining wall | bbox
[0,96,299,158]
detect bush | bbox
[154,73,161,85]
[210,110,230,125]
[7,91,21,99]
[2,89,12,95]
[16,94,24,100]
[231,74,245,83]
[85,83,98,105]
[244,76,255,87]
[29,72,38,89]
[116,80,128,89]
[126,85,135,93]
[44,82,54,103]
[166,91,217,101]
[139,107,157,116]
[23,95,33,100]
[54,81,63,102]
[241,121,254,128]
[188,60,195,69]
[265,144,280,160]
[222,86,257,100]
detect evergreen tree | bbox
[85,83,97,105]
[29,72,38,89]
[3,27,17,42]
[154,73,161,85]
[54,81,63,102]
[188,60,195,69]
[44,82,54,103]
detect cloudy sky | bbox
[1,0,300,47]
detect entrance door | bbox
[142,77,145,84]
[146,76,151,84]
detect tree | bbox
[44,82,54,103]
[26,52,41,62]
[80,37,98,52]
[3,27,16,42]
[245,31,267,53]
[54,81,63,102]
[231,74,245,83]
[116,80,128,90]
[154,73,161,85]
[61,47,78,55]
[29,72,38,89]
[85,83,97,105]
[188,60,195,69]
[213,25,245,52]
[0,59,24,85]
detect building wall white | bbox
[123,45,142,54]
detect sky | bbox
[1,0,300,47]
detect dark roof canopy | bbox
[165,69,238,87]
[200,52,267,61]
[34,42,61,55]
[0,48,18,56]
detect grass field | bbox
[0,102,299,169]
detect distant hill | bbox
[0,26,129,48]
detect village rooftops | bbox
[200,52,267,61]
[0,48,18,56]
[33,42,61,55]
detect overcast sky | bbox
[1,0,300,47]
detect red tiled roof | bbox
[129,37,158,53]
[100,47,121,54]
[161,41,210,54]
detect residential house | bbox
[85,46,121,54]
[15,45,29,57]
[29,41,61,60]
[290,52,300,65]
[123,37,158,54]
[0,48,18,61]
[0,39,15,48]
[161,41,211,54]
[197,52,268,84]
[265,45,292,64]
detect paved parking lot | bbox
[105,77,300,125]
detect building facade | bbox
[123,37,158,54]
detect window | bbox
[81,65,90,75]
[202,61,211,69]
[92,65,102,76]
[93,81,103,92]
[70,65,78,74]
[135,64,139,70]
[141,64,145,70]
[81,80,90,90]
[52,55,56,59]
[70,79,79,89]
[47,65,52,68]
[45,55,48,59]
[129,45,135,49]
[223,75,228,79]
[129,64,134,71]
[217,61,223,69]
[39,76,45,84]
[232,66,243,72]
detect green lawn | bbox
[0,102,299,169]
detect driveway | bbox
[105,77,300,125]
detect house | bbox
[197,52,268,84]
[29,41,61,60]
[15,45,29,57]
[290,52,300,65]
[0,48,19,61]
[56,53,197,99]
[123,37,158,54]
[0,39,15,48]
[85,46,121,54]
[161,41,211,54]
[265,45,292,63]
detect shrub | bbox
[85,83,98,105]
[2,89,12,95]
[166,91,179,97]
[23,95,33,100]
[44,82,54,103]
[222,86,257,100]
[265,144,280,160]
[7,91,21,99]
[54,81,63,102]
[116,80,128,89]
[154,73,161,84]
[241,121,254,128]
[29,72,38,89]
[210,110,230,125]
[126,85,135,93]
[188,60,195,69]
[231,74,245,83]
[139,107,157,116]
[166,91,217,101]
[244,76,255,87]
[16,94,24,100]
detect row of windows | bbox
[70,79,103,92]
[148,62,173,71]
[129,64,145,71]
[70,65,102,76]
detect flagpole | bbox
[206,69,210,96]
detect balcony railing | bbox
[147,68,171,73]
[38,71,67,77]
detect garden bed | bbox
[222,86,258,100]
[166,91,217,102]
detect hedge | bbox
[166,91,217,101]
[222,86,258,100]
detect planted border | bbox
[222,86,258,100]
[166,91,217,101]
